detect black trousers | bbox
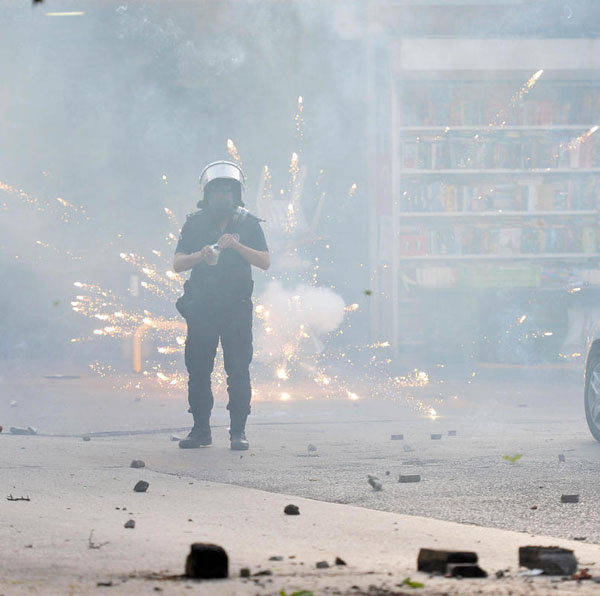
[184,299,253,422]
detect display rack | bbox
[386,79,600,357]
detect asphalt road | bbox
[2,360,600,544]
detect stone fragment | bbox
[124,519,135,529]
[269,556,283,561]
[367,475,382,491]
[185,543,228,579]
[307,444,317,452]
[448,430,457,436]
[253,569,272,576]
[83,435,91,442]
[240,568,251,578]
[431,434,442,440]
[558,454,566,462]
[335,557,347,566]
[561,494,579,503]
[519,546,578,576]
[130,460,145,469]
[284,504,300,515]
[133,480,149,493]
[316,561,329,569]
[403,445,415,453]
[417,549,478,574]
[399,474,421,483]
[391,434,404,441]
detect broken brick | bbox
[519,546,578,576]
[399,474,421,483]
[133,481,149,493]
[185,543,228,579]
[418,549,478,574]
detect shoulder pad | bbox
[185,210,203,222]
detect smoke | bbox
[255,280,345,365]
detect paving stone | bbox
[399,474,421,483]
[448,564,488,578]
[185,543,228,579]
[519,546,578,576]
[417,548,478,574]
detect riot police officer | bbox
[173,161,269,450]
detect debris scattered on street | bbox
[83,435,91,442]
[399,474,421,483]
[316,561,329,569]
[403,445,415,453]
[130,460,145,468]
[401,577,425,588]
[97,581,113,587]
[448,563,488,578]
[417,548,479,574]
[519,546,578,575]
[133,480,149,493]
[367,475,383,491]
[495,570,505,578]
[185,543,228,579]
[572,568,592,580]
[240,568,251,578]
[520,568,544,577]
[307,444,317,452]
[559,453,566,462]
[502,454,522,463]
[7,494,30,501]
[448,430,457,436]
[284,504,300,515]
[573,537,587,541]
[253,569,273,576]
[269,556,284,561]
[391,434,404,441]
[561,494,579,503]
[88,530,109,550]
[10,426,37,435]
[431,433,442,440]
[335,557,347,566]
[124,519,136,529]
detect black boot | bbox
[230,415,249,451]
[179,419,212,449]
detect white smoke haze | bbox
[255,280,346,366]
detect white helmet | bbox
[198,160,245,206]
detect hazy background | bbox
[0,0,369,364]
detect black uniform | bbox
[175,209,268,423]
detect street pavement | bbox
[2,360,600,594]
